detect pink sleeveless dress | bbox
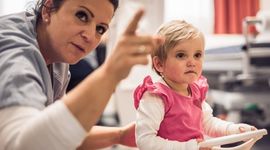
[134,75,209,141]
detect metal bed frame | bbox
[203,17,270,91]
[203,16,270,128]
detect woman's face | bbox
[41,0,114,64]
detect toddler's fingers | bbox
[239,124,257,132]
[196,138,204,143]
[239,126,246,133]
[251,126,257,131]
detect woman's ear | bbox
[153,56,164,74]
[41,0,53,23]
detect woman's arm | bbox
[0,102,135,150]
[136,92,198,150]
[0,101,86,150]
[77,123,136,150]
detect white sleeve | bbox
[202,101,255,137]
[202,101,235,137]
[136,92,199,150]
[0,101,87,150]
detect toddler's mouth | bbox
[185,71,197,74]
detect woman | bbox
[0,0,163,149]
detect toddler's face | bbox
[160,37,205,88]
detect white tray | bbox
[199,129,268,149]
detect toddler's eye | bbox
[76,11,88,22]
[195,53,202,58]
[96,25,107,35]
[176,53,185,58]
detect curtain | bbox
[214,0,260,34]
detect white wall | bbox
[0,0,36,16]
[260,0,270,11]
[164,0,214,34]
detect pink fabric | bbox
[134,76,209,141]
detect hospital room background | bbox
[1,0,269,149]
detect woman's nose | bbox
[81,25,95,42]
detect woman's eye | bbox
[176,53,185,58]
[75,11,88,22]
[96,26,107,35]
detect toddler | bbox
[133,20,256,150]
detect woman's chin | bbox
[65,57,82,65]
[69,59,80,65]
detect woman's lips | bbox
[71,43,85,53]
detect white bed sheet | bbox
[205,34,245,50]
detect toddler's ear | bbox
[152,56,164,73]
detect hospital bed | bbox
[204,35,270,91]
[204,24,270,90]
[203,11,270,128]
[204,10,270,89]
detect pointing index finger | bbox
[124,9,144,35]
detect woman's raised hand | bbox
[104,9,164,82]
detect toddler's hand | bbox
[227,123,257,135]
[238,123,257,133]
[197,139,211,150]
[237,123,264,141]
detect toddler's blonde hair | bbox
[152,20,204,76]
